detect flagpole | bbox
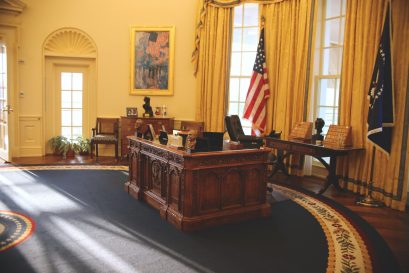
[356,146,385,207]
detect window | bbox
[312,0,346,135]
[228,3,259,135]
[61,72,83,140]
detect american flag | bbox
[243,28,270,134]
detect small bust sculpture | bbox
[185,130,198,153]
[143,96,154,117]
[312,118,325,143]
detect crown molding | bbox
[0,0,26,15]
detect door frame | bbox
[0,24,19,161]
[44,57,96,154]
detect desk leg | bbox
[316,156,342,195]
[268,150,291,179]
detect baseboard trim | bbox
[19,146,43,157]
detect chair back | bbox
[225,115,245,141]
[95,118,119,136]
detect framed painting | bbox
[130,26,175,96]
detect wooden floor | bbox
[3,155,409,273]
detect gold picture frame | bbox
[130,26,175,96]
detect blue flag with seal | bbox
[367,5,394,155]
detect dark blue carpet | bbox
[0,169,399,273]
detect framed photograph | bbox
[126,107,138,117]
[130,26,175,96]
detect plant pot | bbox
[65,149,76,158]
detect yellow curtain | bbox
[261,0,313,137]
[260,0,314,175]
[339,0,409,211]
[192,0,291,75]
[194,4,232,131]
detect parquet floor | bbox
[4,155,409,273]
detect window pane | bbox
[72,109,82,126]
[335,80,340,106]
[318,107,336,127]
[238,102,245,117]
[229,102,239,115]
[72,73,83,90]
[229,78,240,101]
[322,47,341,75]
[72,127,82,139]
[341,0,346,15]
[240,78,250,101]
[340,17,345,45]
[232,28,242,51]
[326,0,341,18]
[324,19,340,46]
[243,127,251,135]
[61,110,71,126]
[61,127,71,139]
[61,91,71,108]
[241,52,256,76]
[233,5,243,27]
[242,28,259,51]
[318,79,336,106]
[72,91,82,108]
[337,48,343,74]
[243,3,258,26]
[61,73,71,90]
[230,52,241,76]
[241,118,252,127]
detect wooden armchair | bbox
[90,118,119,160]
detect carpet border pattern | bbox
[275,185,372,273]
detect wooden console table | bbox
[120,116,174,158]
[264,137,363,194]
[124,137,271,231]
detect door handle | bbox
[2,105,13,113]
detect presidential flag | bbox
[243,28,270,135]
[367,5,394,155]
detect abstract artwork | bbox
[130,26,175,96]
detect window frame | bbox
[227,3,260,135]
[313,0,346,135]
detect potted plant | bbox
[72,136,91,155]
[48,136,75,159]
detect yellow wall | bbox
[20,0,197,118]
[1,0,198,156]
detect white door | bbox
[0,43,12,161]
[44,59,96,154]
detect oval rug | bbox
[0,167,401,273]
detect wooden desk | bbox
[124,136,271,231]
[265,137,363,194]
